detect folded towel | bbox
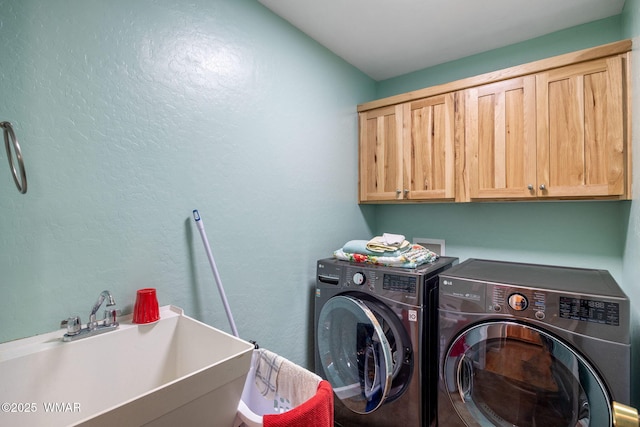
[366,234,410,253]
[254,349,283,401]
[382,232,404,245]
[342,239,410,257]
[263,380,334,427]
[276,357,322,408]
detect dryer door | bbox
[443,321,611,427]
[317,295,395,414]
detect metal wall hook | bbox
[1,121,27,194]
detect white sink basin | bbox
[0,305,254,427]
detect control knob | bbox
[353,272,366,286]
[508,293,529,311]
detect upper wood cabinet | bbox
[358,40,632,203]
[536,56,627,198]
[403,93,457,201]
[466,55,628,200]
[359,105,403,201]
[466,75,537,199]
[359,93,458,202]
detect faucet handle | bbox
[103,309,121,326]
[61,316,82,335]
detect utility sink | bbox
[0,305,254,427]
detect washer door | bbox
[317,294,398,414]
[443,321,611,427]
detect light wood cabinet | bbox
[466,55,628,200]
[359,93,458,202]
[359,105,403,202]
[536,56,627,198]
[358,40,632,203]
[466,76,537,199]
[403,93,457,201]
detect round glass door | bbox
[443,321,611,427]
[317,295,394,414]
[358,295,413,403]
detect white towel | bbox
[366,234,409,253]
[382,232,405,245]
[276,357,322,407]
[254,348,322,408]
[254,348,283,401]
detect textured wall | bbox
[0,0,375,366]
[375,202,627,280]
[622,0,640,409]
[2,0,638,407]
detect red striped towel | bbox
[263,380,333,427]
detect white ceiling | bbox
[257,0,626,81]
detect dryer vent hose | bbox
[613,401,640,427]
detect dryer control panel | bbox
[558,296,620,326]
[439,258,630,344]
[488,285,621,326]
[490,286,548,320]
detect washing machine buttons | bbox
[535,310,546,320]
[353,272,366,286]
[508,293,529,311]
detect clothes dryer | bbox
[315,256,457,427]
[438,259,631,427]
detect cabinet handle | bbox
[527,184,533,191]
[396,189,401,195]
[539,184,546,190]
[404,189,409,197]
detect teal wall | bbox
[0,0,376,365]
[1,0,638,411]
[375,202,627,277]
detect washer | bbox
[315,256,458,427]
[438,259,631,427]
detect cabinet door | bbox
[403,93,456,200]
[466,76,537,199]
[359,105,403,202]
[536,56,626,198]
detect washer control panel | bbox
[318,257,458,307]
[316,258,441,305]
[343,267,418,295]
[345,266,377,291]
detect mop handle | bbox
[193,210,239,338]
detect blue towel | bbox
[341,239,410,256]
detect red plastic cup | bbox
[133,288,160,324]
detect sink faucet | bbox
[61,290,120,342]
[88,290,116,330]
